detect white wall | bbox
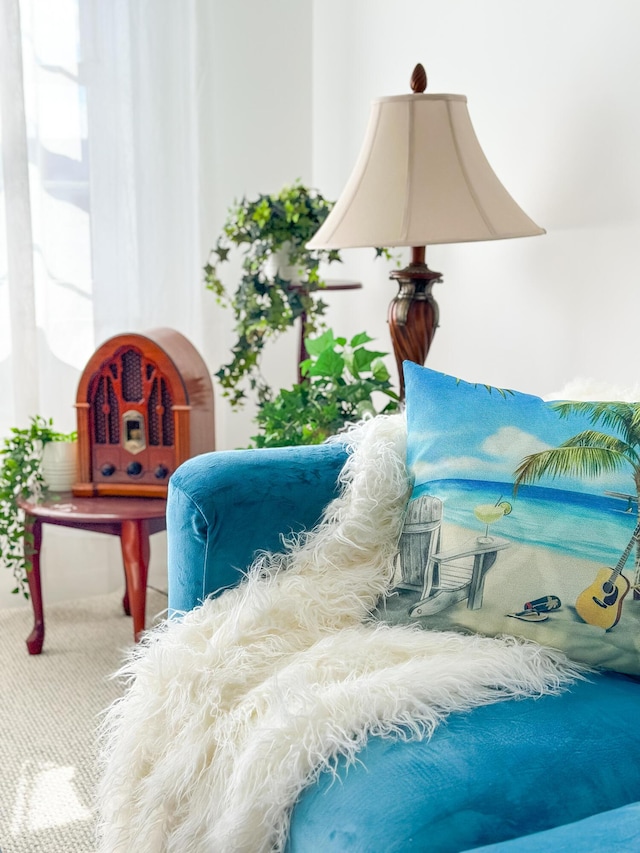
[199,0,314,449]
[311,0,640,399]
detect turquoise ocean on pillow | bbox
[378,362,640,675]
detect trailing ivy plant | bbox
[204,180,394,408]
[251,330,400,448]
[204,181,341,407]
[0,417,77,598]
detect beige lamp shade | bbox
[307,93,545,249]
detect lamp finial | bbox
[410,63,427,94]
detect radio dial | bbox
[101,463,116,476]
[154,465,169,479]
[127,461,143,477]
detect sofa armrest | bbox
[166,442,349,614]
[463,800,640,852]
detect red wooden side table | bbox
[17,493,167,654]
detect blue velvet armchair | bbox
[167,442,640,852]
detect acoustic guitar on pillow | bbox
[575,521,640,630]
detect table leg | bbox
[25,516,45,655]
[120,519,150,642]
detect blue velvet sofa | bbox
[167,441,640,852]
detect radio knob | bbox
[101,463,116,476]
[154,465,169,479]
[127,461,143,476]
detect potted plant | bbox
[0,416,77,598]
[204,180,344,407]
[251,329,400,448]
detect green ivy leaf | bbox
[304,329,335,356]
[352,347,387,375]
[371,358,391,382]
[308,349,345,379]
[350,332,373,347]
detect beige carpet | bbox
[0,587,168,853]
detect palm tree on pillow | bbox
[513,401,640,600]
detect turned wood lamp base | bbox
[388,246,441,398]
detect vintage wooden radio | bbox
[73,328,215,498]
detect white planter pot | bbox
[265,243,303,284]
[41,441,78,492]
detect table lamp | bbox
[307,64,545,396]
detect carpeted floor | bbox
[0,587,168,853]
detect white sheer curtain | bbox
[1,0,314,608]
[0,0,216,607]
[80,0,212,345]
[1,0,212,441]
[1,0,87,437]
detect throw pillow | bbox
[378,361,640,675]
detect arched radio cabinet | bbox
[73,328,215,498]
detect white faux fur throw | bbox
[97,415,584,853]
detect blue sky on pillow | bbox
[406,365,634,499]
[396,361,640,674]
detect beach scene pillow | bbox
[378,361,640,675]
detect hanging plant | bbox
[0,417,77,598]
[204,181,342,407]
